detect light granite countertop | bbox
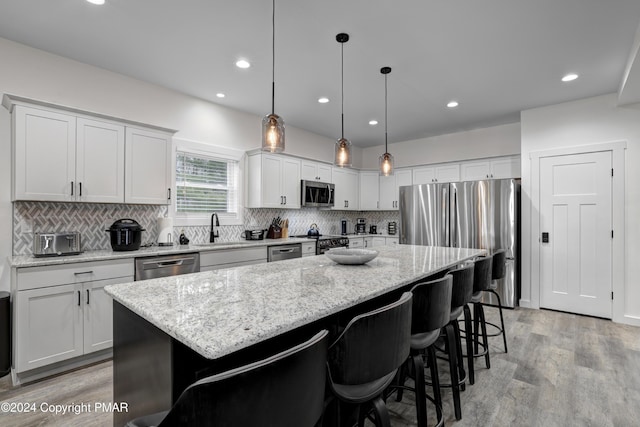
[105,244,485,360]
[8,237,313,268]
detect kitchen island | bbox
[105,244,484,425]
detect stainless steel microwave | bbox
[301,180,335,207]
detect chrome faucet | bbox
[210,213,220,242]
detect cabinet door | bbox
[412,167,436,185]
[435,164,460,183]
[332,168,351,210]
[359,172,380,210]
[301,161,318,181]
[379,175,396,210]
[261,154,284,208]
[15,284,83,372]
[76,118,125,203]
[13,106,76,202]
[491,156,520,179]
[461,160,492,181]
[344,169,359,210]
[125,127,171,204]
[363,237,373,248]
[281,157,301,208]
[349,237,364,248]
[386,237,399,246]
[372,237,387,247]
[84,277,127,354]
[317,164,332,182]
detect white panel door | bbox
[491,156,520,179]
[539,151,612,318]
[261,155,284,207]
[83,277,125,354]
[15,284,83,372]
[461,160,491,181]
[412,166,436,185]
[13,106,76,202]
[434,164,460,183]
[359,172,379,210]
[125,127,171,204]
[281,157,301,208]
[76,118,125,203]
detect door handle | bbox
[71,181,74,196]
[542,232,549,243]
[77,290,81,306]
[79,182,82,197]
[86,289,90,305]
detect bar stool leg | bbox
[445,323,462,420]
[488,289,508,353]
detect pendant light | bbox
[261,0,285,153]
[379,66,394,176]
[334,33,352,167]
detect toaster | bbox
[33,232,82,257]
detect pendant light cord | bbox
[341,41,345,139]
[271,0,275,115]
[384,73,388,153]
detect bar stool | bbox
[438,263,474,420]
[326,292,412,427]
[125,329,329,427]
[470,256,493,372]
[394,275,453,427]
[483,249,508,353]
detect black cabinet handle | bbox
[167,188,171,201]
[79,182,82,197]
[86,289,90,305]
[71,181,74,196]
[284,196,287,205]
[77,290,81,306]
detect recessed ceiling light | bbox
[216,93,225,98]
[235,60,251,69]
[562,73,578,82]
[86,0,105,4]
[447,101,459,108]
[318,97,329,104]
[369,120,378,126]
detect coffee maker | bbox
[355,218,366,234]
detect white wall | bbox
[360,122,520,169]
[0,37,344,292]
[520,93,640,325]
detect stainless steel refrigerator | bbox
[399,179,520,307]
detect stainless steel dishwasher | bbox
[267,243,302,262]
[135,252,200,280]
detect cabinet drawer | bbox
[301,242,316,257]
[200,247,267,268]
[16,259,134,291]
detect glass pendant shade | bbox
[334,137,352,167]
[261,113,285,153]
[379,152,394,176]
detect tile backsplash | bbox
[12,202,399,256]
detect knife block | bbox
[267,225,282,239]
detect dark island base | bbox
[112,270,447,426]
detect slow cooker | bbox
[106,219,145,251]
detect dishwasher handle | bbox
[142,256,196,269]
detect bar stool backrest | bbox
[473,256,493,293]
[492,250,507,281]
[156,330,329,427]
[448,263,475,308]
[410,275,453,334]
[328,292,412,386]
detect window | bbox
[176,151,238,214]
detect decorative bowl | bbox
[325,248,379,265]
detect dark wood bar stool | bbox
[394,275,453,427]
[483,249,509,353]
[124,329,329,427]
[470,256,493,373]
[326,292,412,427]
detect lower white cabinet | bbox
[301,241,317,257]
[348,237,364,248]
[363,236,395,248]
[13,259,134,375]
[200,247,268,271]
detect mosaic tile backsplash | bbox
[12,202,400,256]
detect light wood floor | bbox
[0,307,639,427]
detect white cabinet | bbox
[200,246,268,271]
[372,237,387,247]
[386,237,399,246]
[412,164,460,184]
[247,153,301,209]
[12,106,126,203]
[124,127,172,205]
[8,98,174,205]
[460,156,520,181]
[348,237,364,248]
[379,169,412,210]
[332,167,359,210]
[13,259,134,375]
[359,172,380,210]
[301,241,317,257]
[301,160,331,182]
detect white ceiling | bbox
[1,0,640,148]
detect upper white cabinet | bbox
[359,172,380,210]
[5,96,176,205]
[124,127,172,204]
[301,160,332,182]
[460,156,520,181]
[412,164,460,185]
[332,167,359,210]
[379,169,412,210]
[247,152,301,209]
